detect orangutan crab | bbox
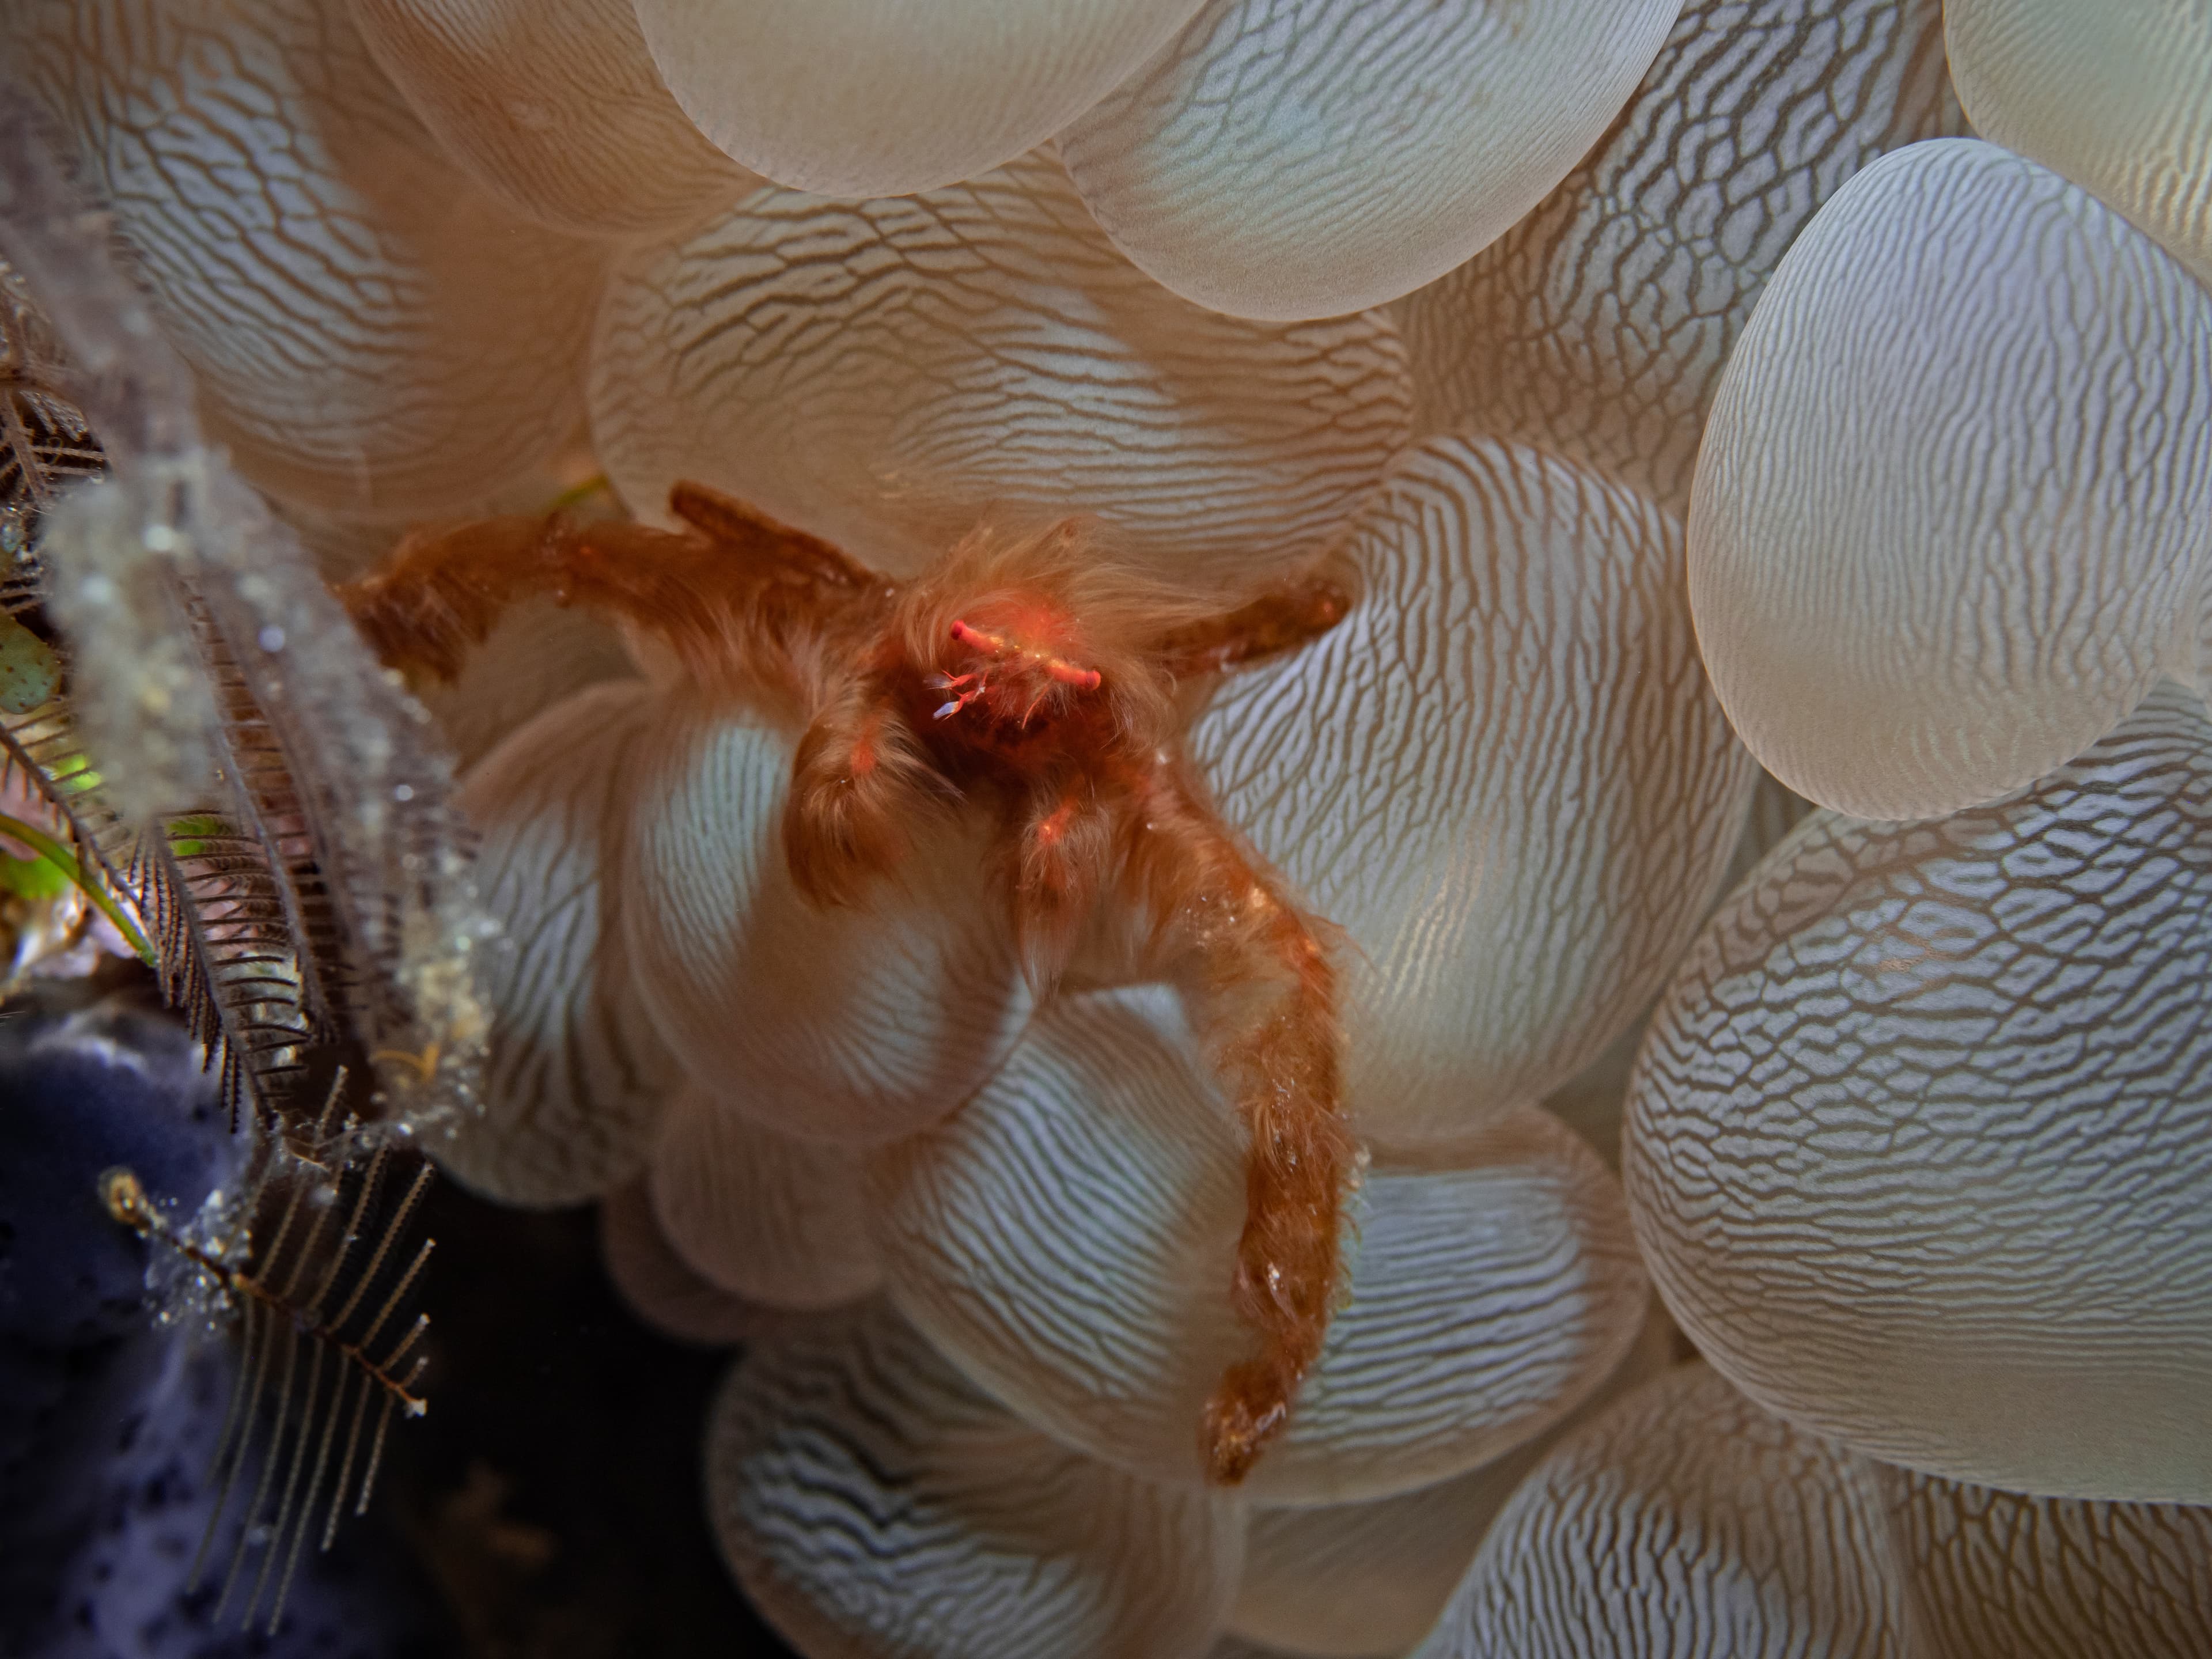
[340,481,1357,1483]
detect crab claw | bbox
[933,681,987,720]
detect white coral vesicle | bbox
[1627,685,2212,1502]
[348,0,761,237]
[1192,433,1751,1145]
[1228,1307,1677,1657]
[1946,0,2212,291]
[632,0,1213,198]
[647,1083,883,1310]
[1058,0,1687,320]
[1394,0,1961,512]
[435,680,676,1206]
[708,1298,1244,1659]
[6,0,607,518]
[1415,1362,2212,1659]
[588,148,1413,591]
[619,690,1035,1148]
[1688,138,2212,820]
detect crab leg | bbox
[337,481,891,701]
[1118,755,1355,1485]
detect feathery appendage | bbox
[0,84,469,1618]
[0,254,102,565]
[101,1071,435,1634]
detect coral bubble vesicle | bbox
[589,149,1411,593]
[646,1084,882,1312]
[619,692,1033,1149]
[1689,138,2212,820]
[1626,685,2212,1502]
[1190,433,1752,1146]
[1887,1472,2212,1659]
[1418,1363,2212,1658]
[1228,1309,1677,1658]
[631,0,1211,196]
[1395,0,1960,512]
[873,986,1652,1505]
[708,1301,1241,1659]
[1414,1365,1908,1659]
[1057,0,1687,320]
[348,0,759,237]
[599,1179,779,1349]
[5,0,604,518]
[1947,0,2212,293]
[435,681,675,1207]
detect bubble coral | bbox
[1689,138,2212,819]
[1679,3,2212,824]
[342,0,1694,320]
[1627,0,2212,1533]
[349,0,762,238]
[1598,7,2212,1650]
[392,141,1744,1657]
[342,472,1382,1483]
[1395,0,1964,513]
[0,0,1692,335]
[9,0,2212,1653]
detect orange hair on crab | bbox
[339,481,1356,1484]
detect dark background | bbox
[388,1181,797,1659]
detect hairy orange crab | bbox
[342,479,1355,1483]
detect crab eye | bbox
[949,619,1003,654]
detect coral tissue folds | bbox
[6,0,2210,1654]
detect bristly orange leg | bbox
[665,482,882,596]
[1144,571,1358,1485]
[336,483,892,700]
[1008,766,1116,983]
[1156,574,1353,679]
[783,665,935,907]
[1119,755,1355,1486]
[339,512,585,680]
